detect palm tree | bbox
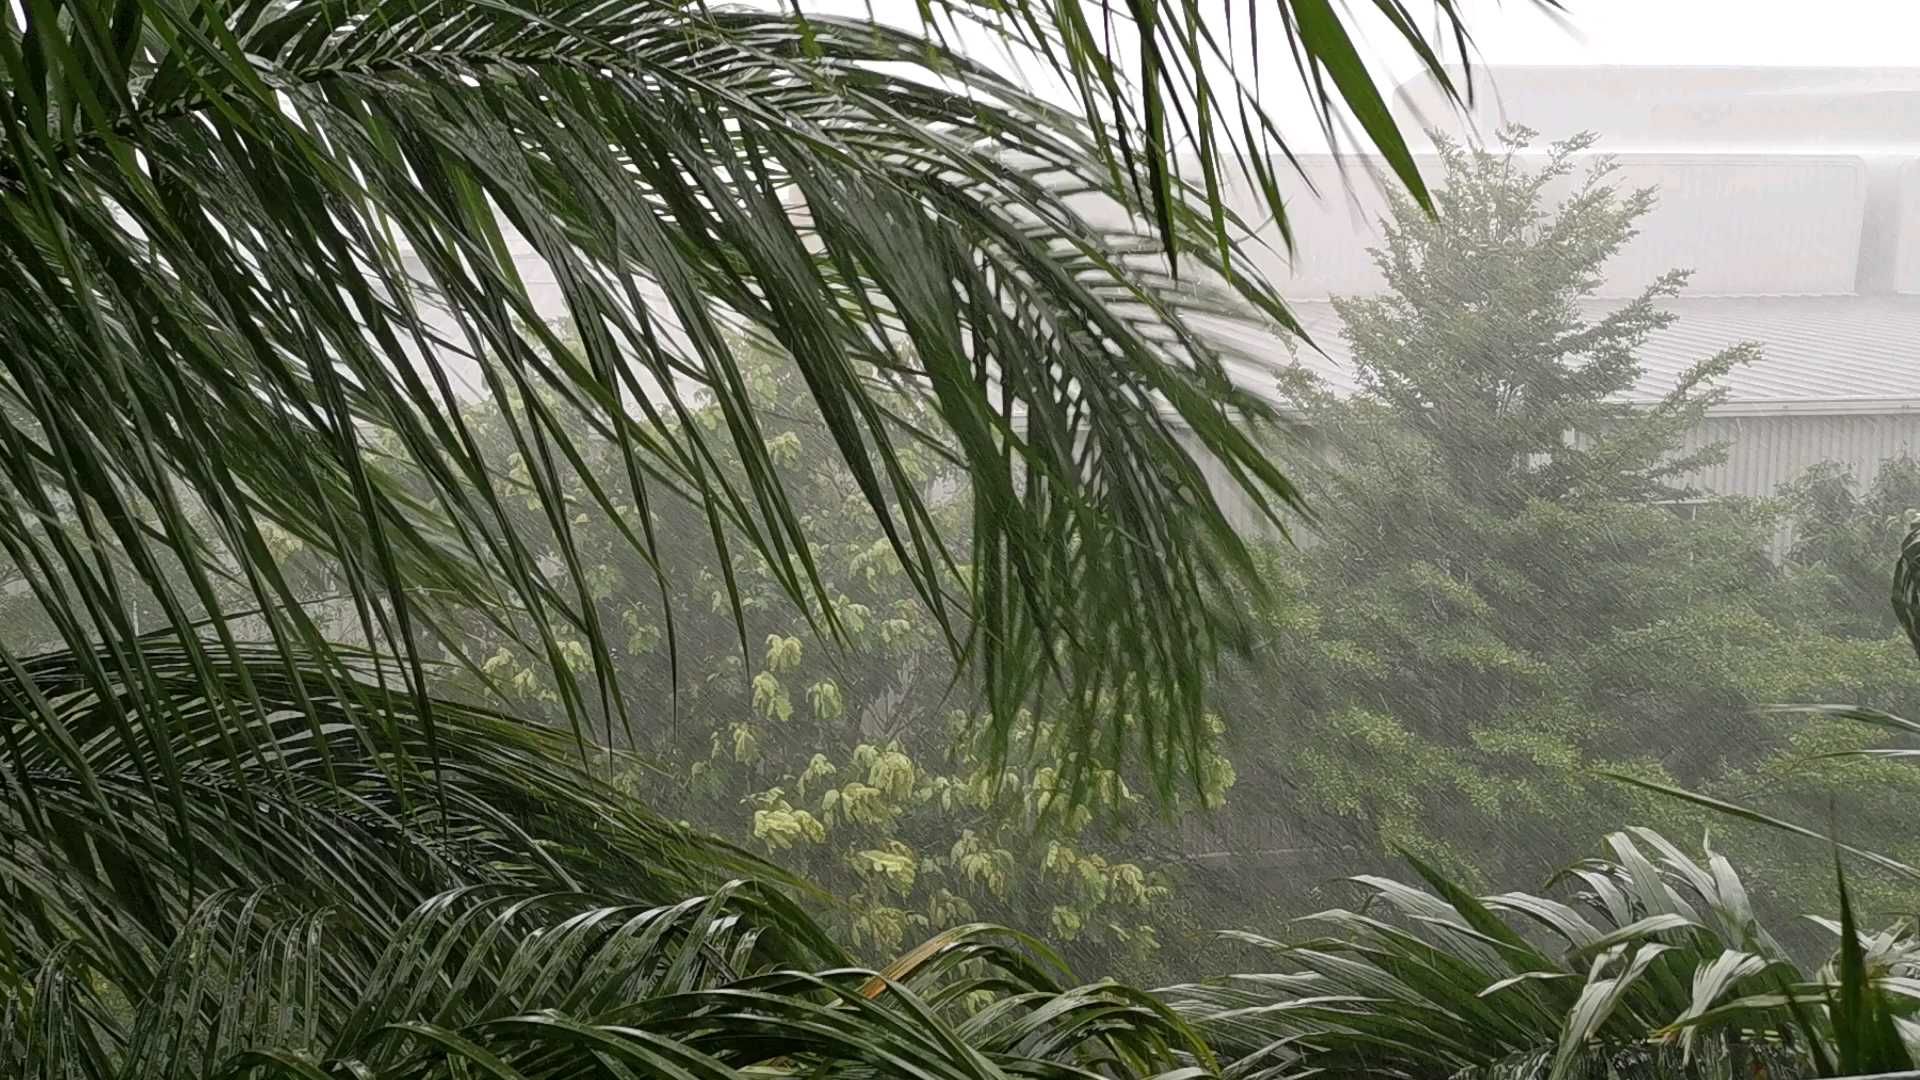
[0,0,1520,1073]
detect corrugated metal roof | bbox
[1210,153,1873,300]
[1392,66,1920,154]
[1218,295,1920,417]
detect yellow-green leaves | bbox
[797,754,837,799]
[621,609,661,657]
[727,723,759,765]
[752,803,826,848]
[853,843,918,894]
[866,746,915,800]
[828,782,892,828]
[751,673,792,723]
[765,430,802,466]
[849,905,911,954]
[1048,905,1083,941]
[808,681,844,722]
[764,634,803,673]
[952,831,1013,899]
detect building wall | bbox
[1663,412,1920,498]
[1188,410,1920,547]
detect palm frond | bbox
[0,0,1544,813]
[4,881,1207,1079]
[0,638,1219,1078]
[0,638,841,1010]
[0,0,1498,815]
[1168,829,1856,1080]
[1893,514,1920,658]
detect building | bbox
[1205,66,1920,510]
[424,67,1920,523]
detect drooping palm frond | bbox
[1165,828,1914,1080]
[0,636,1235,1078]
[4,878,1213,1079]
[0,0,1510,814]
[0,1,1554,1074]
[0,639,838,999]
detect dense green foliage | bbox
[1171,528,1920,1080]
[433,352,1235,977]
[1172,824,1917,1080]
[11,0,1920,1073]
[20,124,1920,997]
[0,0,1510,1075]
[0,643,1224,1077]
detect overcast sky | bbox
[823,0,1920,152]
[1435,0,1920,68]
[1249,0,1920,141]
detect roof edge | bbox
[1701,397,1920,417]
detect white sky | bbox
[1447,0,1920,68]
[1332,0,1920,148]
[827,0,1920,152]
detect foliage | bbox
[1171,518,1920,1080]
[1207,130,1920,910]
[0,0,1404,844]
[435,346,1235,978]
[1781,459,1920,639]
[1170,826,1920,1080]
[0,0,1514,1074]
[0,653,1208,1077]
[1594,518,1920,1078]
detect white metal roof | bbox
[1221,152,1872,300]
[1391,66,1920,153]
[1218,295,1920,417]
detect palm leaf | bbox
[1831,854,1913,1077]
[0,0,1507,824]
[0,640,831,992]
[6,881,1194,1080]
[1,0,1526,1072]
[1172,830,1848,1080]
[0,640,1226,1079]
[1894,514,1920,659]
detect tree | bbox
[1208,131,1920,906]
[1177,523,1920,1080]
[1780,458,1920,638]
[437,343,1236,979]
[0,0,1492,811]
[0,0,1507,1073]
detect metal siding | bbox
[1195,153,1869,301]
[1391,66,1920,153]
[1666,414,1920,498]
[1213,296,1920,414]
[1196,414,1920,537]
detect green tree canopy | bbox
[428,343,1235,979]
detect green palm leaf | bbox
[3,2,1522,1072]
[0,640,827,986]
[0,639,1239,1079]
[0,0,1500,822]
[1171,831,1833,1080]
[7,882,1206,1079]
